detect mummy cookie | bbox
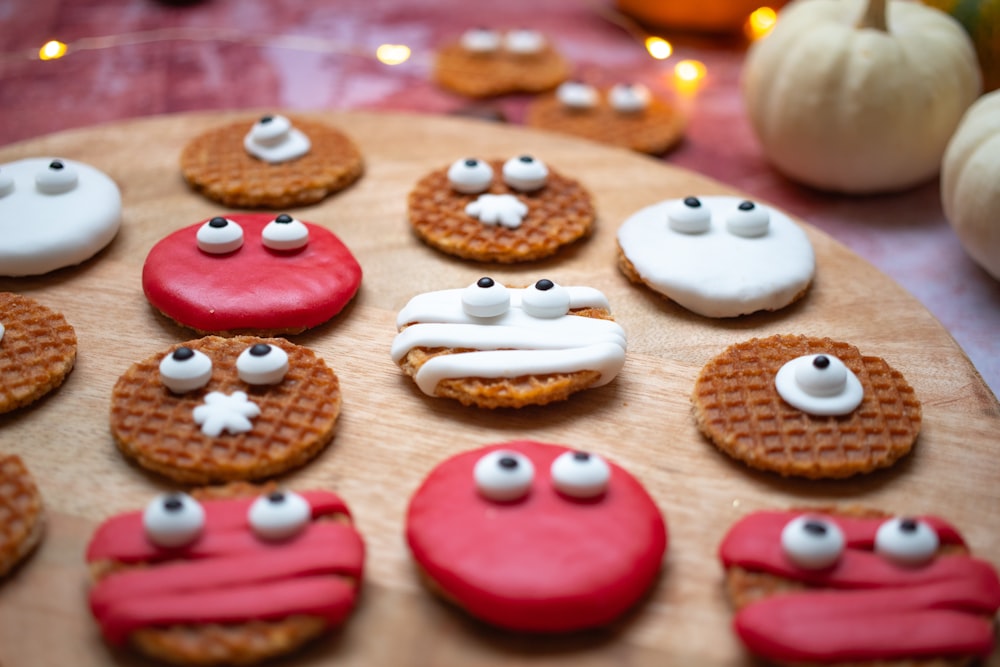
[391,278,626,408]
[0,157,121,276]
[617,195,815,317]
[142,213,362,335]
[720,508,1000,665]
[87,483,364,665]
[406,440,667,631]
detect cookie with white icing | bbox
[391,277,626,408]
[617,195,815,317]
[0,157,121,276]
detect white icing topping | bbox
[504,29,546,55]
[243,114,311,163]
[617,195,816,317]
[461,278,510,318]
[465,193,527,228]
[448,158,494,194]
[143,493,205,548]
[557,81,599,110]
[550,451,610,499]
[261,214,309,251]
[474,450,535,501]
[0,322,4,344]
[236,343,289,386]
[35,159,78,194]
[460,27,501,54]
[609,83,651,113]
[159,347,213,393]
[781,515,845,569]
[392,283,626,396]
[0,157,121,277]
[192,391,261,437]
[502,155,548,192]
[668,197,711,234]
[521,279,570,318]
[196,217,244,254]
[247,491,311,541]
[726,200,770,238]
[775,354,864,416]
[874,518,940,565]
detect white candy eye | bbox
[726,200,770,238]
[521,278,570,318]
[460,27,501,53]
[237,343,289,385]
[502,155,548,192]
[143,493,205,548]
[474,450,535,501]
[609,83,651,113]
[550,451,611,499]
[775,354,864,416]
[781,515,845,569]
[0,169,14,197]
[448,158,494,194]
[462,277,510,318]
[35,159,78,194]
[159,346,213,393]
[248,490,311,541]
[504,28,545,55]
[249,114,292,145]
[668,196,711,234]
[262,213,309,251]
[556,81,598,110]
[875,517,940,565]
[197,217,244,254]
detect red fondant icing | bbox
[405,440,667,632]
[86,490,364,644]
[720,510,1000,661]
[142,214,362,332]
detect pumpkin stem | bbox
[858,0,888,31]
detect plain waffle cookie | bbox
[0,454,44,577]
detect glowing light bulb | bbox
[675,59,706,83]
[745,7,778,41]
[39,40,68,61]
[644,36,673,61]
[376,43,411,65]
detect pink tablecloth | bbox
[1,0,997,396]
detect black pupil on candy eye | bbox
[803,520,827,536]
[172,347,195,361]
[275,214,293,224]
[464,158,478,167]
[477,277,495,288]
[49,160,64,170]
[268,491,286,503]
[249,344,271,357]
[813,355,831,369]
[164,496,184,511]
[572,451,590,462]
[535,279,554,291]
[498,456,518,470]
[519,155,533,163]
[738,200,755,211]
[683,196,701,208]
[260,116,273,124]
[209,217,228,228]
[900,518,918,532]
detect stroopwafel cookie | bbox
[408,156,595,263]
[86,482,364,665]
[110,336,341,484]
[692,334,921,478]
[0,454,44,577]
[180,115,363,209]
[0,292,77,414]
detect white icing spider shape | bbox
[465,193,528,229]
[192,391,261,437]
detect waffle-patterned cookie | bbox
[434,31,569,98]
[180,116,363,209]
[0,454,44,577]
[0,292,77,414]
[87,482,364,666]
[110,336,341,484]
[692,335,921,478]
[408,158,595,263]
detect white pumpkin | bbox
[941,89,1000,280]
[743,0,981,194]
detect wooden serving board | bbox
[1,111,998,667]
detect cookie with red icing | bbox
[86,483,365,665]
[142,213,362,335]
[405,440,667,632]
[719,508,1000,665]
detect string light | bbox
[38,40,68,61]
[745,7,778,41]
[375,43,411,66]
[644,36,673,60]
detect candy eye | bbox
[609,83,651,113]
[447,158,494,194]
[875,517,940,565]
[521,278,570,318]
[550,451,611,499]
[196,217,244,254]
[143,493,205,548]
[726,200,770,238]
[474,450,535,501]
[504,28,545,55]
[248,114,292,144]
[774,354,864,416]
[556,81,598,110]
[460,27,501,53]
[668,196,711,234]
[462,277,511,317]
[262,213,309,251]
[781,515,845,569]
[502,155,548,192]
[0,169,14,197]
[236,343,290,386]
[35,159,78,194]
[159,346,213,393]
[247,490,311,541]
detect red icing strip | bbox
[142,214,362,332]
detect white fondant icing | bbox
[192,391,261,437]
[247,491,311,541]
[243,115,311,163]
[617,195,815,317]
[461,278,510,318]
[392,283,626,396]
[874,518,940,565]
[504,29,545,55]
[35,160,78,194]
[667,197,711,234]
[461,27,501,53]
[196,217,244,254]
[609,83,651,113]
[159,347,213,393]
[521,279,570,318]
[474,450,535,501]
[726,200,770,238]
[775,354,863,416]
[781,515,844,569]
[550,451,610,498]
[143,493,205,548]
[236,343,290,385]
[0,322,4,344]
[502,156,548,192]
[557,81,598,110]
[0,157,122,277]
[465,193,528,228]
[448,158,494,194]
[261,215,309,251]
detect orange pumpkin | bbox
[616,0,790,33]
